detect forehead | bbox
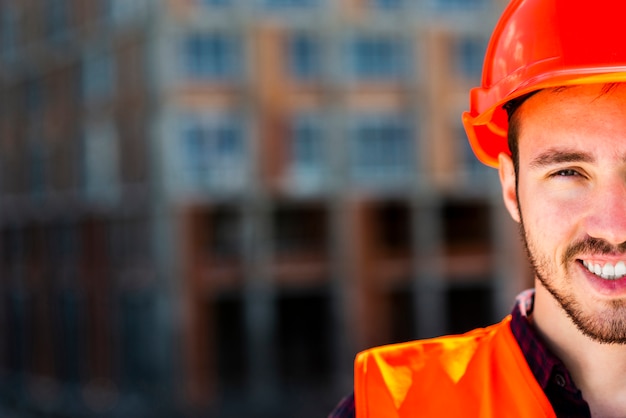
[521,83,626,117]
[516,83,626,158]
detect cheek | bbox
[519,187,580,246]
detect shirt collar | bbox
[510,289,580,394]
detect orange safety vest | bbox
[354,315,556,417]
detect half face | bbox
[500,83,626,343]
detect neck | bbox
[532,281,626,417]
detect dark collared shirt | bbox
[328,289,591,418]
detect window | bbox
[82,49,116,102]
[209,207,241,259]
[83,121,120,202]
[1,227,24,267]
[287,33,320,80]
[348,35,407,80]
[456,37,486,80]
[183,33,240,80]
[108,218,150,267]
[108,0,148,23]
[214,294,248,390]
[120,291,157,386]
[200,0,232,7]
[5,290,28,374]
[273,204,327,254]
[373,201,412,254]
[446,283,493,334]
[434,0,486,10]
[57,288,83,383]
[24,79,43,115]
[293,117,322,167]
[370,0,402,10]
[388,286,415,344]
[262,0,318,9]
[0,5,18,60]
[277,291,331,385]
[181,115,246,191]
[29,144,47,197]
[185,125,210,179]
[48,223,78,263]
[351,115,413,185]
[442,199,491,253]
[458,123,490,179]
[289,114,325,188]
[45,0,69,40]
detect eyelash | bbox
[551,169,582,178]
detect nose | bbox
[585,177,626,246]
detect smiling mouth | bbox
[581,260,626,280]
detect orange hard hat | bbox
[463,0,626,168]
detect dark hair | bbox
[503,92,538,179]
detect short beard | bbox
[519,220,626,345]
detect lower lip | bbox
[579,261,626,296]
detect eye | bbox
[553,169,580,177]
[549,168,586,179]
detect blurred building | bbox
[0,0,528,417]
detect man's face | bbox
[499,83,626,343]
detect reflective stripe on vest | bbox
[354,315,556,417]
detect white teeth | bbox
[602,264,615,278]
[594,263,602,275]
[582,261,626,280]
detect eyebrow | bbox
[529,149,594,168]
